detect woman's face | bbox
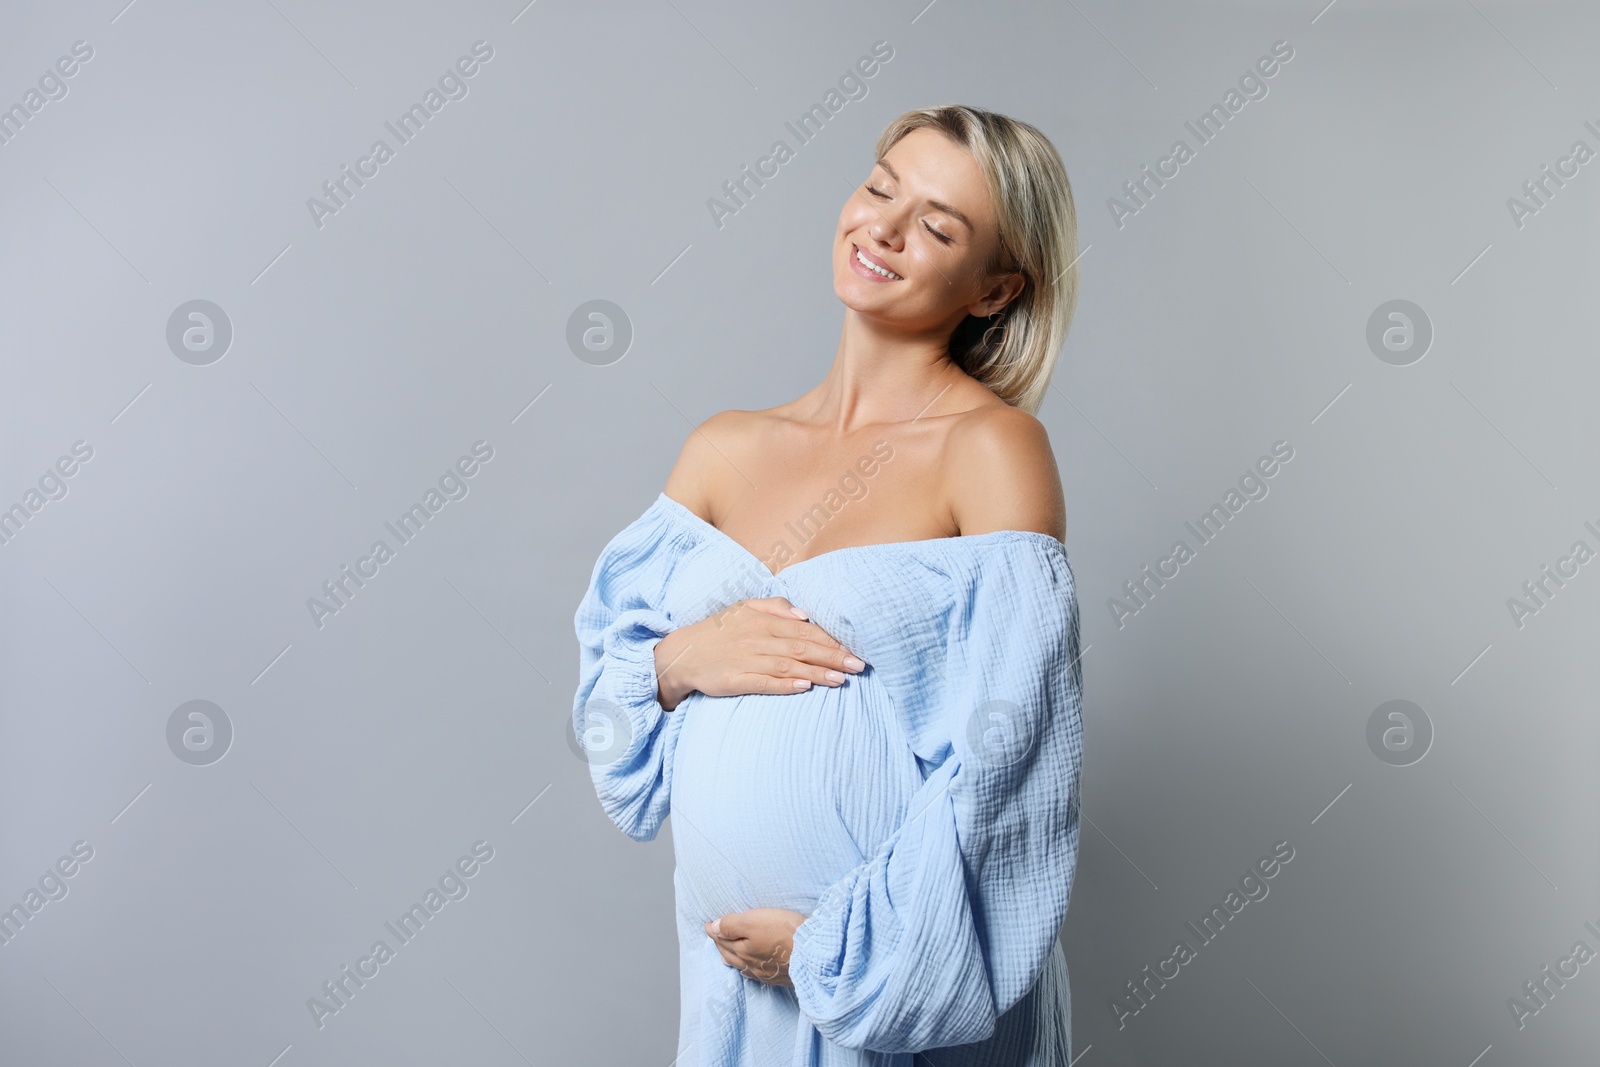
[833,126,1023,333]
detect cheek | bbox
[954,255,993,291]
[837,195,881,235]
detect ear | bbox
[967,269,1026,318]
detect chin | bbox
[833,275,887,313]
[832,250,889,310]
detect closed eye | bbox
[864,184,955,244]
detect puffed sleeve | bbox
[787,537,1084,1052]
[572,504,690,843]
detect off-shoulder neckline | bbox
[653,491,1067,580]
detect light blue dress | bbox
[573,492,1084,1065]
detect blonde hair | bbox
[874,105,1079,415]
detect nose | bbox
[867,216,905,252]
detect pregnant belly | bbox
[668,671,921,924]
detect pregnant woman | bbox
[574,105,1085,1065]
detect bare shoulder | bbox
[661,409,763,522]
[942,405,1067,540]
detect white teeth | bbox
[855,247,901,279]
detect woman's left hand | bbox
[704,908,808,986]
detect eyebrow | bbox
[874,158,975,232]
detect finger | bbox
[751,649,860,689]
[741,596,811,621]
[718,667,808,694]
[731,670,819,694]
[746,944,783,975]
[742,948,785,983]
[781,637,867,673]
[766,614,840,643]
[764,620,869,671]
[732,604,864,664]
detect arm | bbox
[576,411,875,840]
[573,417,728,839]
[788,418,1079,1051]
[574,569,683,843]
[786,539,1084,1052]
[651,628,696,711]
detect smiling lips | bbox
[850,243,903,281]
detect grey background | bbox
[2,0,1596,1064]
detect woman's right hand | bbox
[653,597,867,711]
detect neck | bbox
[800,309,971,433]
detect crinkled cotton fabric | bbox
[573,492,1084,1065]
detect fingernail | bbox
[825,670,845,683]
[843,656,865,671]
[793,679,811,690]
[791,607,808,619]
